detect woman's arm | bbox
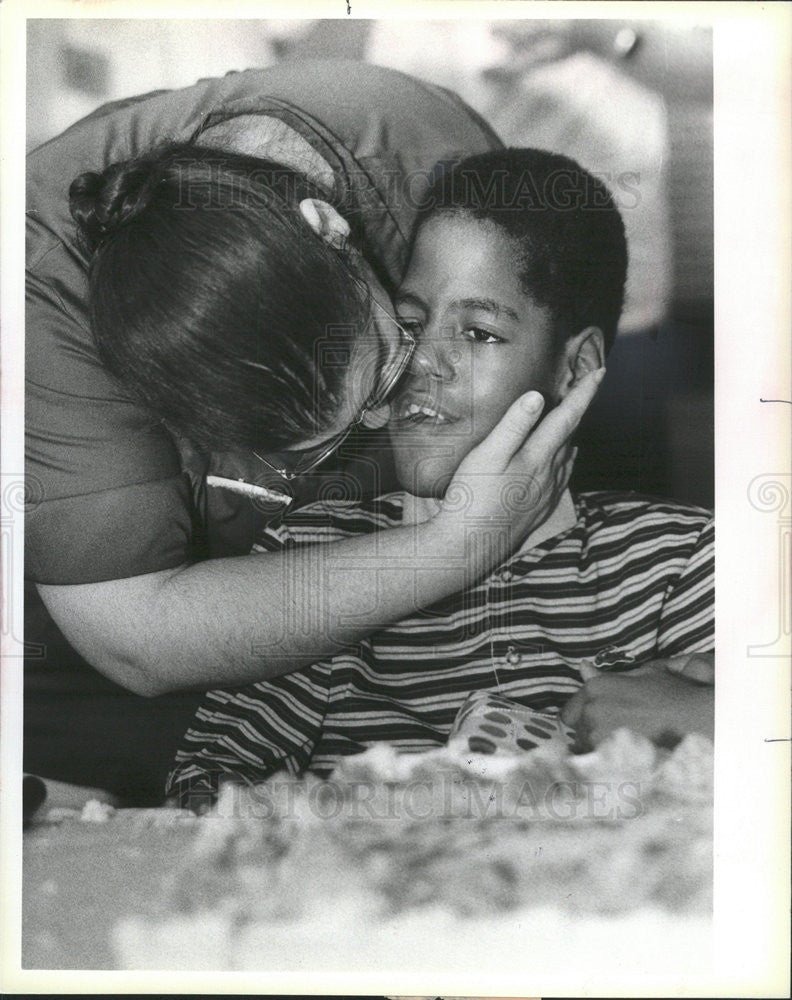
[38,371,603,696]
[38,517,494,696]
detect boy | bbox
[167,149,713,805]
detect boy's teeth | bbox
[405,402,446,423]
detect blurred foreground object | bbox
[24,729,713,972]
[113,730,713,970]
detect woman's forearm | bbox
[38,516,508,696]
[154,517,505,689]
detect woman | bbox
[25,61,594,803]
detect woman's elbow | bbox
[36,575,185,698]
[97,651,173,698]
[124,670,167,698]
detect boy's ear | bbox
[556,326,606,397]
[299,198,350,249]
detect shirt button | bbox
[499,569,514,583]
[505,646,522,666]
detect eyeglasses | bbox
[253,310,416,481]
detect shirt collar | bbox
[400,488,577,555]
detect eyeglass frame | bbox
[252,312,416,482]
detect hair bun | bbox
[69,159,161,249]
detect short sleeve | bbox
[656,517,714,657]
[25,76,247,584]
[25,72,293,584]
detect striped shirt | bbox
[167,491,713,805]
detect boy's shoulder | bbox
[573,489,713,536]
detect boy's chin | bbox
[393,460,455,500]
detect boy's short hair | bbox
[417,148,628,352]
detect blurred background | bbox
[27,17,714,508]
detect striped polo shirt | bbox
[166,491,713,804]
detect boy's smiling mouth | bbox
[392,392,460,427]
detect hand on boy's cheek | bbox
[560,663,715,751]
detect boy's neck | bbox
[401,489,577,555]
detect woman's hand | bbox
[435,368,605,566]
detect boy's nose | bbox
[408,337,457,382]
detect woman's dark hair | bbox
[69,143,370,453]
[415,148,628,352]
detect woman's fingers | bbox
[472,390,546,467]
[458,367,603,478]
[436,370,599,567]
[525,368,605,458]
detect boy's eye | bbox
[462,326,504,345]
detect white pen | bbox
[205,475,292,505]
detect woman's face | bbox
[249,199,414,484]
[252,248,409,485]
[337,256,410,428]
[291,254,406,448]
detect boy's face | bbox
[389,214,567,498]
